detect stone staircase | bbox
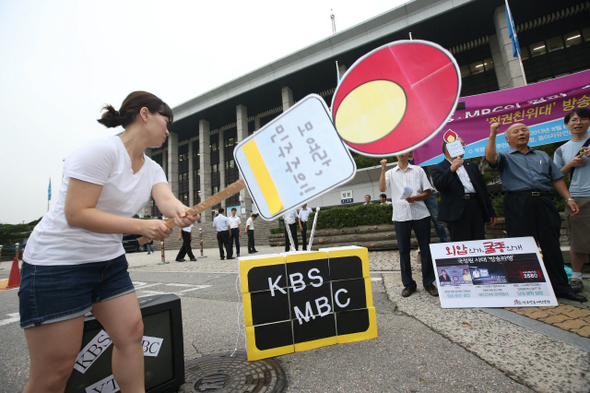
[159,217,280,253]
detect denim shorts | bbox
[18,254,135,329]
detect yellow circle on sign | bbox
[334,80,407,144]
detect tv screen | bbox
[65,294,184,393]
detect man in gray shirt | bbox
[554,108,590,292]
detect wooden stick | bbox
[164,179,246,229]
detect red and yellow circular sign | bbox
[332,40,461,156]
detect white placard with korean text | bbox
[446,140,465,157]
[234,94,356,220]
[430,236,558,308]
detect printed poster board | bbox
[430,236,558,308]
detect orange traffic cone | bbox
[6,257,20,289]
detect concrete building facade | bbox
[145,0,590,223]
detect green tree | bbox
[353,154,396,169]
[0,218,41,247]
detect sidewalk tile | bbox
[554,319,588,331]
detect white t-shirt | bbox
[24,136,167,266]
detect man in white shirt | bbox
[379,194,392,205]
[245,213,258,254]
[175,223,196,262]
[363,194,372,205]
[213,208,233,260]
[284,209,299,252]
[379,154,438,298]
[298,204,313,251]
[228,207,242,257]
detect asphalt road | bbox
[0,259,535,393]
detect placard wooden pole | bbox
[165,179,246,229]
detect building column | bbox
[142,149,153,217]
[236,104,252,214]
[218,129,226,210]
[282,86,294,111]
[491,4,526,89]
[167,132,179,199]
[254,116,261,131]
[161,150,168,178]
[199,120,212,222]
[188,140,194,207]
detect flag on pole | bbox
[48,178,51,201]
[505,0,520,57]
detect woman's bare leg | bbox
[23,316,85,393]
[92,292,144,393]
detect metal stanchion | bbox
[0,245,3,269]
[199,228,207,258]
[15,243,20,260]
[157,238,169,265]
[284,211,297,252]
[308,207,320,251]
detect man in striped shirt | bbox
[379,154,438,298]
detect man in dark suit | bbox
[431,138,497,241]
[439,270,452,282]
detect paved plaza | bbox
[125,244,590,393]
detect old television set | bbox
[65,294,184,393]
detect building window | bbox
[459,64,470,78]
[211,142,218,152]
[225,137,236,147]
[565,31,583,48]
[211,163,218,173]
[520,46,530,60]
[460,58,493,78]
[546,36,564,53]
[530,41,547,57]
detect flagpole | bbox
[517,48,527,86]
[505,0,527,85]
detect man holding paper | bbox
[431,135,497,241]
[379,154,438,298]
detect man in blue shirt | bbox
[485,122,586,302]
